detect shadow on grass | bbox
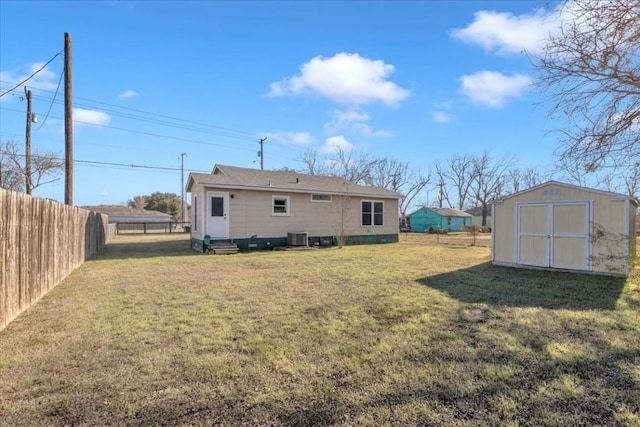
[90,234,196,261]
[418,262,625,310]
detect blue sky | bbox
[0,0,565,207]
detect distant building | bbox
[407,207,472,232]
[81,205,171,224]
[465,206,492,227]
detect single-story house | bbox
[492,181,637,276]
[465,206,492,228]
[407,207,472,232]
[186,164,401,251]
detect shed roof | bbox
[493,180,638,205]
[186,164,401,199]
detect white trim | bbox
[514,200,593,271]
[272,195,290,216]
[361,200,384,227]
[493,180,636,204]
[205,191,229,239]
[189,181,399,199]
[193,194,198,232]
[491,203,495,262]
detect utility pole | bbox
[25,88,32,195]
[258,137,267,170]
[180,152,186,225]
[64,32,73,205]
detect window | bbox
[311,194,332,202]
[272,195,290,216]
[211,196,224,217]
[193,195,198,232]
[362,200,384,226]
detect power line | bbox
[0,52,63,98]
[0,78,310,162]
[0,78,257,140]
[36,63,65,130]
[0,105,258,152]
[0,150,212,173]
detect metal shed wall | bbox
[492,182,636,276]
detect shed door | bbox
[518,204,549,267]
[551,203,589,270]
[517,202,590,270]
[206,192,229,239]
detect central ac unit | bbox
[287,231,308,246]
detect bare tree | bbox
[332,182,353,248]
[326,147,375,184]
[435,154,476,210]
[0,139,64,193]
[622,163,640,197]
[534,0,640,172]
[553,155,591,187]
[469,151,517,226]
[297,148,431,215]
[298,147,374,183]
[297,148,322,175]
[433,161,452,208]
[366,157,431,216]
[506,167,546,193]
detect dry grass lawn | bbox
[1,232,639,426]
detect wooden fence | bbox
[0,189,110,330]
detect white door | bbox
[517,202,590,270]
[550,203,590,270]
[517,204,549,267]
[206,192,229,238]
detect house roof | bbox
[81,205,171,218]
[465,206,491,216]
[409,206,472,217]
[493,180,639,205]
[186,164,402,199]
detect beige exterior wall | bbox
[190,185,398,240]
[471,215,491,227]
[492,183,634,276]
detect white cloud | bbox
[323,109,391,136]
[432,100,455,123]
[459,71,531,108]
[351,124,392,137]
[324,110,368,134]
[267,52,410,106]
[73,108,111,126]
[451,7,559,55]
[433,99,454,110]
[0,63,59,101]
[433,111,455,123]
[264,131,314,146]
[320,135,355,154]
[118,89,139,99]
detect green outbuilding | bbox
[407,207,472,232]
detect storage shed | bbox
[492,181,637,276]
